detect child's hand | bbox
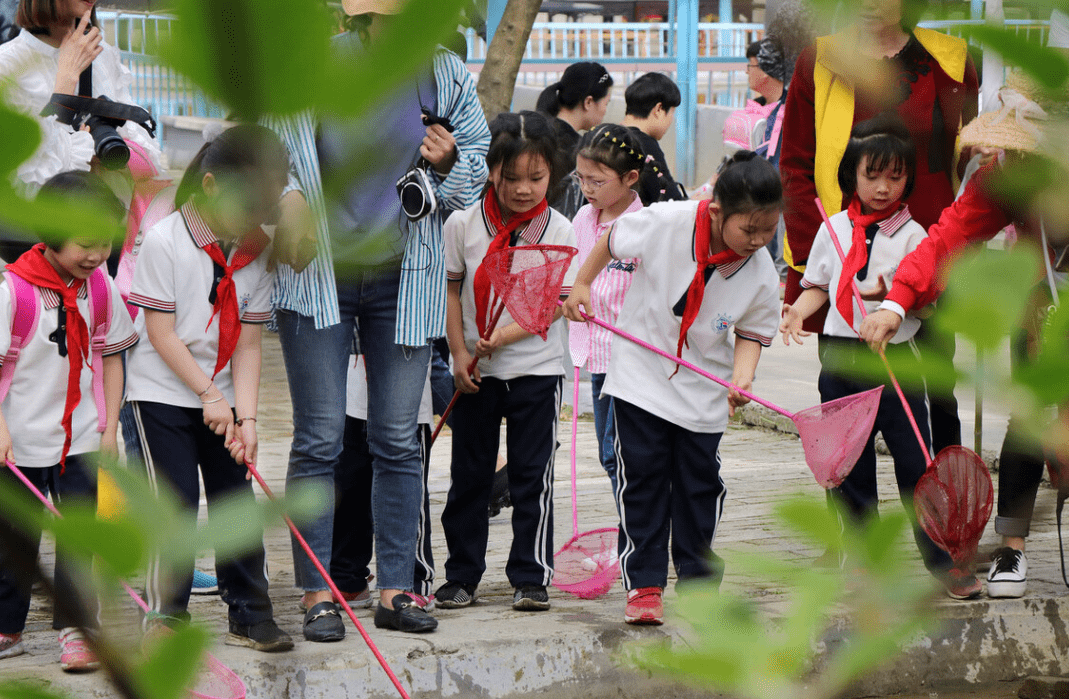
[475,328,505,358]
[859,309,902,354]
[452,350,480,394]
[728,377,753,417]
[228,420,257,470]
[562,285,593,322]
[202,389,235,443]
[779,303,810,346]
[859,276,889,303]
[99,433,119,462]
[0,422,15,466]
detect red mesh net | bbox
[483,245,577,340]
[792,386,883,488]
[914,446,993,567]
[553,527,620,599]
[190,652,246,699]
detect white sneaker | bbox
[987,547,1027,598]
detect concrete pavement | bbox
[2,330,1064,699]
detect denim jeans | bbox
[589,373,617,493]
[276,268,430,592]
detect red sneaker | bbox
[624,587,664,625]
[59,628,99,672]
[0,632,23,659]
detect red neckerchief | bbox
[7,244,90,465]
[675,203,742,370]
[473,187,548,337]
[186,204,270,378]
[836,195,902,328]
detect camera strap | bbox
[42,65,157,137]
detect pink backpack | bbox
[0,268,112,433]
[722,99,785,157]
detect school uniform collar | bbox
[595,191,643,231]
[850,204,914,238]
[688,223,751,280]
[40,280,88,309]
[481,205,552,245]
[179,199,220,248]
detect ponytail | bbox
[536,62,613,117]
[175,123,289,209]
[712,150,783,221]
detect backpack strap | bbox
[86,269,111,433]
[0,271,41,405]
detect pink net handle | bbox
[570,366,581,539]
[814,198,932,467]
[558,301,794,418]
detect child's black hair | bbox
[535,62,613,117]
[837,113,917,201]
[485,110,561,192]
[175,123,290,210]
[576,123,647,181]
[713,150,784,221]
[36,170,125,251]
[623,72,681,119]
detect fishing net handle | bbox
[556,300,793,418]
[244,461,411,699]
[813,198,932,467]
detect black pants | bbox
[0,455,97,633]
[131,401,273,625]
[914,313,962,454]
[441,375,560,588]
[613,399,726,590]
[331,419,435,595]
[818,339,951,573]
[995,330,1047,538]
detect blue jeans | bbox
[590,373,617,493]
[276,269,430,592]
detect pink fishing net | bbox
[483,245,577,339]
[554,527,620,599]
[914,446,994,567]
[792,386,883,488]
[191,654,247,699]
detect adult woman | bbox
[536,61,613,216]
[779,0,978,452]
[0,0,161,198]
[264,0,490,637]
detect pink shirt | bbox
[569,191,644,373]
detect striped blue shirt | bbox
[263,49,490,345]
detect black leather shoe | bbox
[374,594,438,633]
[226,619,294,652]
[303,601,345,642]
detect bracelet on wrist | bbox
[235,417,257,427]
[201,395,224,405]
[197,381,214,398]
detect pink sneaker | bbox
[0,632,24,659]
[624,587,664,625]
[59,628,100,673]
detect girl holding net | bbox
[779,114,972,598]
[569,124,649,495]
[564,152,782,625]
[435,111,577,613]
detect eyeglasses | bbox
[745,62,760,72]
[571,173,619,191]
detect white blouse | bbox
[0,29,162,197]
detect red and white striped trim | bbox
[241,311,272,324]
[39,284,88,309]
[876,205,913,237]
[734,329,773,347]
[103,332,139,356]
[127,293,175,312]
[179,201,218,248]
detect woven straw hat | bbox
[341,0,406,16]
[959,71,1059,154]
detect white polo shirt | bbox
[346,354,433,425]
[801,207,926,343]
[0,274,137,467]
[126,203,275,409]
[444,202,578,380]
[1050,10,1069,49]
[602,201,781,434]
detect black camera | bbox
[82,96,130,170]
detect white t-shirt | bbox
[801,207,926,343]
[126,203,275,408]
[0,272,138,467]
[346,354,433,425]
[602,201,781,434]
[0,29,164,198]
[444,202,578,380]
[1050,10,1069,49]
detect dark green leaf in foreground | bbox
[134,624,213,699]
[0,682,72,699]
[0,102,40,177]
[957,24,1069,90]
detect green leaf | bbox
[0,103,41,178]
[0,681,72,699]
[50,507,145,577]
[0,188,124,249]
[956,24,1069,89]
[774,498,845,551]
[134,624,213,699]
[935,245,1042,351]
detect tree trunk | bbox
[476,0,541,122]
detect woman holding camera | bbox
[0,0,162,198]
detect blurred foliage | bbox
[635,499,935,699]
